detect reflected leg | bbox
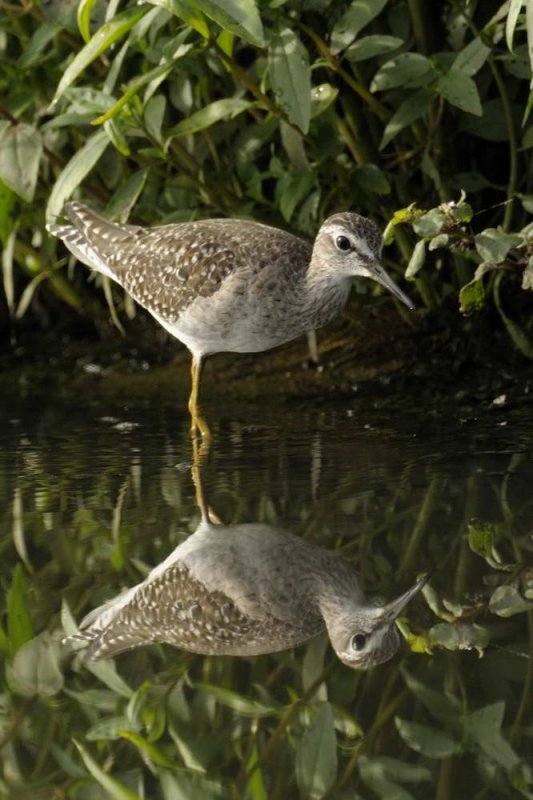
[188,355,211,439]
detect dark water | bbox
[1,387,532,799]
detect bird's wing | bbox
[49,202,313,321]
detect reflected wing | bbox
[79,562,323,660]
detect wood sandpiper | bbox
[47,203,414,436]
[68,519,427,669]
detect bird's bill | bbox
[371,263,415,310]
[383,574,429,623]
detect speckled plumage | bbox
[47,202,413,433]
[69,521,426,669]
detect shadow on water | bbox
[0,389,532,798]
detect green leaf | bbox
[438,69,482,115]
[7,564,33,655]
[405,239,425,279]
[371,53,435,92]
[193,0,264,47]
[276,172,314,222]
[461,98,514,142]
[395,718,462,758]
[489,583,533,616]
[150,0,209,37]
[527,0,533,85]
[453,37,491,77]
[459,279,485,313]
[0,179,15,245]
[0,122,42,202]
[346,34,404,62]
[269,28,311,134]
[17,21,62,69]
[380,89,433,149]
[354,163,390,194]
[168,98,251,138]
[495,272,533,358]
[412,208,445,237]
[46,129,109,222]
[330,0,388,54]
[53,5,150,102]
[77,0,100,43]
[75,741,139,800]
[106,169,148,222]
[310,83,338,118]
[462,702,520,769]
[507,0,525,52]
[475,228,523,262]
[522,255,533,289]
[295,703,338,800]
[9,632,63,697]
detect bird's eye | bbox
[351,634,367,652]
[335,235,351,252]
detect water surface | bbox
[1,386,531,798]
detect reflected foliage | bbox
[0,397,531,798]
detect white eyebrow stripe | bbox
[325,224,375,260]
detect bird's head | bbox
[325,574,428,670]
[315,212,414,310]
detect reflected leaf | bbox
[159,768,226,799]
[295,703,337,800]
[8,632,63,697]
[371,53,435,92]
[462,701,520,770]
[7,564,33,656]
[85,658,134,699]
[87,714,131,741]
[429,622,489,656]
[401,669,461,727]
[75,740,140,800]
[195,683,281,717]
[395,718,462,758]
[359,755,431,800]
[119,730,176,768]
[489,583,533,617]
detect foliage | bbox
[0,0,533,352]
[0,393,532,798]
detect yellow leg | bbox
[188,355,211,439]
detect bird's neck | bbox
[313,560,366,644]
[300,262,352,329]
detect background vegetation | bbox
[1,0,533,356]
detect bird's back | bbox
[73,522,348,660]
[49,202,313,322]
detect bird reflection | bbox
[71,501,427,669]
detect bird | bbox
[67,518,428,669]
[47,203,414,436]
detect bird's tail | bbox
[46,201,140,278]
